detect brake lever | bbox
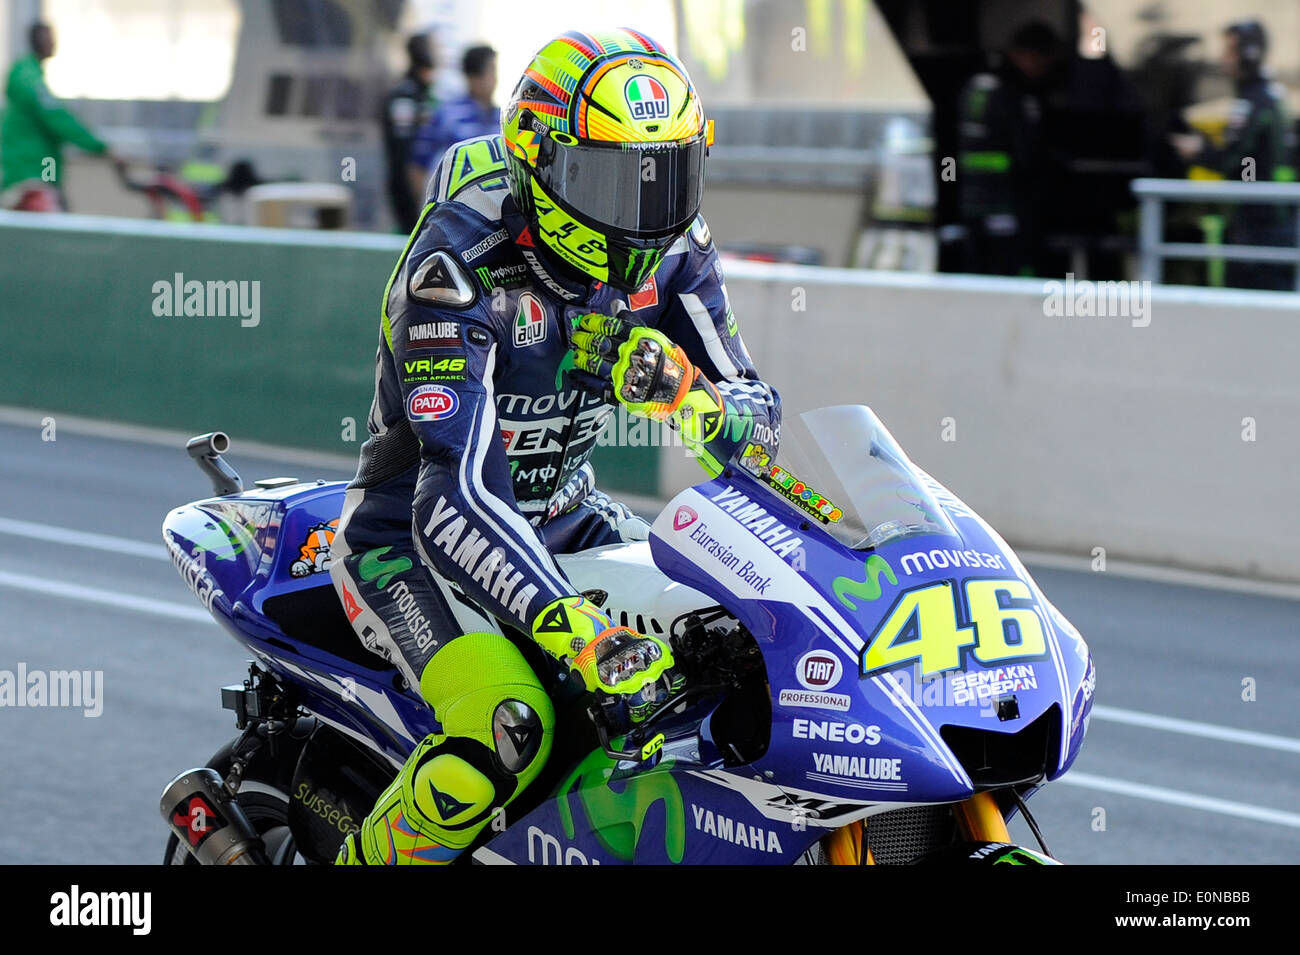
[588,683,729,763]
[588,704,660,762]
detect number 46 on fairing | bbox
[860,578,1047,678]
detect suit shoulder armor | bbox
[427,134,511,222]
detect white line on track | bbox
[4,571,1299,832]
[1090,704,1300,755]
[6,405,1300,600]
[1017,549,1300,602]
[0,570,213,623]
[6,517,1300,754]
[1058,771,1300,830]
[0,405,358,471]
[0,516,166,561]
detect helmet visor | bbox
[533,133,706,236]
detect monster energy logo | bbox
[623,248,659,282]
[833,555,898,611]
[475,263,529,292]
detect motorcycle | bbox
[159,405,1093,865]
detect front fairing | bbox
[649,463,1093,804]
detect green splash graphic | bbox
[833,554,898,611]
[357,546,412,590]
[554,350,579,390]
[556,749,685,863]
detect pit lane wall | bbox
[664,265,1300,583]
[0,211,657,493]
[2,212,1295,580]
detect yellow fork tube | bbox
[953,791,1011,842]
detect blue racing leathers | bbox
[328,134,779,863]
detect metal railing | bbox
[1133,178,1300,291]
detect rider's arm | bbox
[387,245,574,630]
[391,266,671,693]
[655,221,782,475]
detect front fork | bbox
[824,792,1011,865]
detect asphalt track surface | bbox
[1,417,1297,864]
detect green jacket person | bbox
[2,22,116,207]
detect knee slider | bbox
[492,697,548,774]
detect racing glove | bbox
[531,596,676,705]
[569,309,726,452]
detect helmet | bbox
[1226,19,1267,68]
[502,29,710,293]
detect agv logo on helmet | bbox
[624,76,670,120]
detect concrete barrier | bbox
[0,211,655,493]
[665,263,1300,582]
[3,211,1295,580]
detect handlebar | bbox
[588,682,728,763]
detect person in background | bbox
[1,21,122,211]
[954,21,1068,276]
[407,44,498,203]
[1171,20,1296,290]
[381,33,438,234]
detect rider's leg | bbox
[329,487,553,864]
[538,489,650,552]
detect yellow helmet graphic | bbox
[502,29,711,292]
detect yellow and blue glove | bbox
[531,596,676,704]
[569,310,727,461]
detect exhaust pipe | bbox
[160,768,268,865]
[186,432,243,497]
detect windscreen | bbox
[742,405,957,550]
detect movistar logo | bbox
[833,555,898,611]
[358,546,412,590]
[554,350,578,389]
[557,749,685,863]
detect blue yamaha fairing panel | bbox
[476,463,1093,865]
[163,481,434,768]
[648,467,1094,801]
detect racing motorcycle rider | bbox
[329,28,780,864]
